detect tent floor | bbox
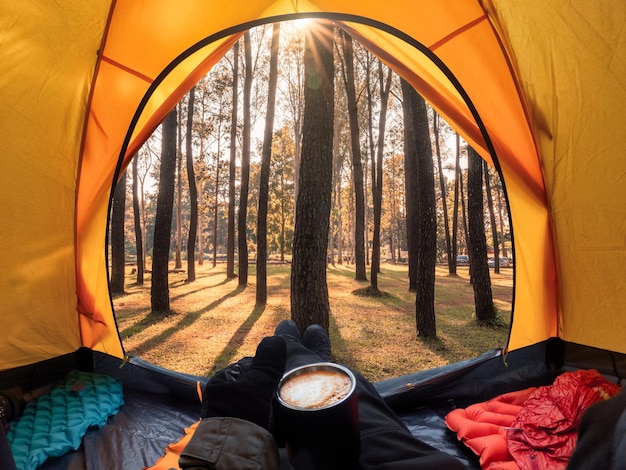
[35,385,479,470]
[8,339,624,469]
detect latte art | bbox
[280,369,351,409]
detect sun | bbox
[288,17,313,33]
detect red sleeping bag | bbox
[446,369,620,470]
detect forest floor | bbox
[113,262,512,383]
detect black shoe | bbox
[274,319,301,344]
[302,324,332,361]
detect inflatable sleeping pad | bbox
[7,370,124,470]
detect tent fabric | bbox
[0,1,625,372]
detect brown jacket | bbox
[179,417,279,470]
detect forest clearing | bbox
[114,262,512,382]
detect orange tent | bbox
[1,1,624,377]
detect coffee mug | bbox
[275,362,360,468]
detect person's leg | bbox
[274,322,464,469]
[0,428,17,470]
[302,324,331,362]
[354,371,464,469]
[0,390,20,470]
[275,320,322,370]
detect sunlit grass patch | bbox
[114,261,512,382]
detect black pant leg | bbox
[0,427,17,470]
[353,371,464,469]
[283,341,464,469]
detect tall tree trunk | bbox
[339,31,367,281]
[460,167,469,259]
[291,21,334,333]
[198,137,205,267]
[227,41,239,279]
[198,211,204,266]
[400,79,419,292]
[451,133,461,275]
[402,80,437,337]
[279,171,287,262]
[175,103,183,270]
[256,23,280,306]
[186,87,197,282]
[434,111,453,274]
[337,174,344,265]
[348,174,355,263]
[238,32,252,286]
[329,118,340,267]
[213,103,223,268]
[151,109,177,313]
[370,63,392,290]
[388,152,398,265]
[468,147,495,323]
[496,185,507,258]
[484,160,500,274]
[364,55,375,269]
[132,157,144,285]
[414,91,438,338]
[140,167,148,271]
[110,170,127,294]
[213,141,221,268]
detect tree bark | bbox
[414,91,438,338]
[400,79,419,292]
[175,103,183,270]
[434,111,454,274]
[496,184,508,258]
[370,63,392,290]
[151,109,177,313]
[460,165,469,260]
[256,23,280,306]
[291,21,334,332]
[110,170,127,294]
[468,147,496,324]
[213,102,223,268]
[227,41,239,279]
[238,32,252,286]
[339,31,367,281]
[484,160,500,274]
[212,143,221,268]
[132,157,144,285]
[186,87,197,282]
[401,80,437,337]
[451,133,461,275]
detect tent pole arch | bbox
[97,12,540,360]
[5,1,582,371]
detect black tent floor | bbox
[8,339,626,469]
[36,381,479,470]
[38,386,198,470]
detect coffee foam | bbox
[280,369,351,409]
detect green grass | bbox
[113,262,511,382]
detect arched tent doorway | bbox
[74,6,555,373]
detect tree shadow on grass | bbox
[204,308,355,379]
[122,284,246,347]
[328,314,357,369]
[170,275,235,302]
[205,303,266,377]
